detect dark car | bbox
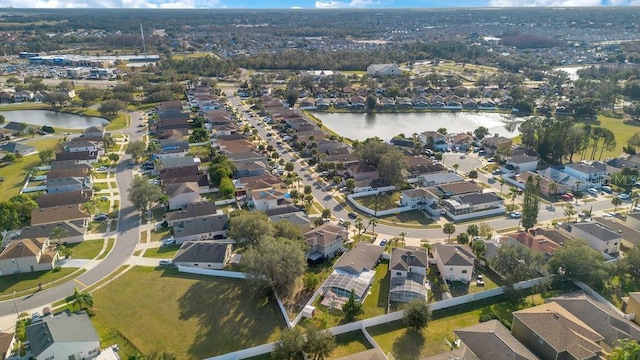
[348,212,358,219]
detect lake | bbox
[313,112,522,142]
[0,110,109,129]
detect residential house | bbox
[14,90,34,103]
[418,173,465,187]
[323,153,360,168]
[399,188,440,215]
[0,331,15,360]
[3,121,30,136]
[67,141,101,154]
[31,205,88,226]
[164,201,217,227]
[323,242,384,302]
[270,212,312,234]
[533,228,573,247]
[173,241,232,270]
[431,181,483,198]
[351,96,366,109]
[25,311,101,360]
[165,182,202,211]
[49,160,92,172]
[625,292,640,325]
[419,131,448,151]
[550,292,640,347]
[367,63,402,76]
[561,222,621,256]
[4,220,86,247]
[504,231,561,258]
[46,177,92,194]
[511,302,605,360]
[159,165,209,189]
[627,212,640,231]
[562,162,609,188]
[538,167,588,193]
[0,141,36,156]
[432,243,476,283]
[451,133,474,152]
[156,140,190,159]
[55,150,99,164]
[515,172,566,197]
[480,136,512,155]
[404,156,446,178]
[83,126,105,138]
[0,238,57,275]
[235,160,267,178]
[36,190,92,208]
[47,166,91,180]
[334,348,387,360]
[592,215,640,248]
[347,163,379,182]
[172,214,229,244]
[441,193,505,221]
[506,154,539,173]
[248,188,288,211]
[452,320,540,360]
[159,156,198,170]
[389,247,428,303]
[304,223,345,263]
[157,100,184,111]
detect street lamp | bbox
[13,291,19,318]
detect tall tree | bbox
[403,299,432,331]
[38,149,55,164]
[443,223,456,243]
[612,196,623,213]
[272,328,305,360]
[342,290,364,322]
[521,175,541,231]
[491,243,543,284]
[125,140,147,163]
[65,288,93,310]
[609,339,640,360]
[228,210,273,245]
[548,239,608,289]
[242,236,306,297]
[127,177,164,214]
[304,326,336,360]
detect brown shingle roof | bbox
[165,201,217,222]
[454,320,539,360]
[31,205,87,225]
[304,223,344,247]
[334,242,384,274]
[165,182,200,198]
[433,244,475,267]
[36,190,92,208]
[0,238,43,259]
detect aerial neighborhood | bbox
[1,6,640,360]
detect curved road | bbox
[0,112,144,319]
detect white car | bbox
[509,211,522,219]
[162,238,175,246]
[95,166,108,172]
[618,193,630,200]
[587,188,598,195]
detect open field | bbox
[0,268,77,296]
[353,192,401,212]
[0,155,41,201]
[143,244,181,258]
[583,114,640,159]
[91,266,285,359]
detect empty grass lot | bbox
[65,239,104,259]
[353,192,401,212]
[0,155,41,201]
[91,266,285,359]
[329,330,373,359]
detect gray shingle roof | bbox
[334,242,384,274]
[569,222,620,242]
[390,247,428,271]
[25,311,99,358]
[433,243,475,267]
[173,241,231,264]
[173,214,229,238]
[454,320,540,360]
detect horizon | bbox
[2,0,640,10]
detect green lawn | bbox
[91,266,285,359]
[87,221,108,234]
[65,239,104,259]
[0,155,41,201]
[328,330,373,359]
[588,115,639,159]
[0,268,77,296]
[354,192,401,212]
[378,210,437,229]
[368,294,548,360]
[23,137,61,152]
[143,244,181,259]
[362,261,390,317]
[97,238,115,260]
[150,228,172,243]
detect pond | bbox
[0,110,109,129]
[313,111,522,142]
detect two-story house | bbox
[389,247,428,303]
[481,135,512,155]
[432,243,476,283]
[562,221,621,256]
[304,223,345,264]
[0,238,58,275]
[418,131,448,151]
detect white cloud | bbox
[1,0,219,8]
[315,0,378,8]
[490,0,601,5]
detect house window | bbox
[461,270,467,274]
[396,272,402,276]
[208,264,211,267]
[450,268,453,271]
[194,264,198,266]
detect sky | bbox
[4,0,640,11]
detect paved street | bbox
[0,112,144,327]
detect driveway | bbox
[442,152,482,174]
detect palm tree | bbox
[452,163,460,173]
[368,217,379,235]
[509,187,520,207]
[50,226,69,246]
[548,182,558,199]
[65,288,93,311]
[399,231,407,248]
[343,221,351,240]
[564,203,576,222]
[355,218,364,235]
[612,196,623,213]
[443,223,456,243]
[499,177,505,195]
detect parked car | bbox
[159,260,173,267]
[348,212,358,219]
[602,186,613,194]
[379,239,387,247]
[509,211,522,219]
[93,214,108,221]
[618,193,630,200]
[587,188,599,195]
[162,238,176,246]
[32,313,42,323]
[96,166,108,172]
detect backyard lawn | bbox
[0,155,41,201]
[368,294,550,360]
[328,330,374,359]
[91,266,285,359]
[64,239,104,259]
